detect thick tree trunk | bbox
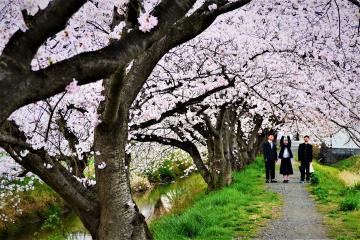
[237,149,257,169]
[186,143,213,188]
[207,135,232,190]
[234,115,264,170]
[94,108,151,240]
[224,113,238,171]
[237,150,248,169]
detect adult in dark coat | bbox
[279,136,293,183]
[298,135,313,182]
[262,134,278,183]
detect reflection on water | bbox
[67,232,92,240]
[0,212,91,240]
[136,188,183,221]
[134,173,204,222]
[4,173,206,239]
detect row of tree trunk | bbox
[136,105,269,191]
[0,1,257,238]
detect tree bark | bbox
[204,107,233,190]
[207,135,232,190]
[94,112,151,240]
[235,115,264,170]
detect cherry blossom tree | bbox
[0,0,258,239]
[130,40,295,188]
[130,0,360,188]
[0,0,359,239]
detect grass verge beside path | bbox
[308,156,360,240]
[150,157,282,240]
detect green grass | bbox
[308,157,360,240]
[150,157,282,240]
[334,156,360,173]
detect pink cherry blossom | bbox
[138,12,158,33]
[65,79,80,94]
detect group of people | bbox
[263,134,313,183]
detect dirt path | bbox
[255,162,329,240]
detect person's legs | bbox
[270,160,276,180]
[265,161,270,181]
[283,158,290,182]
[305,161,311,181]
[283,175,288,183]
[300,162,305,182]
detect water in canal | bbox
[2,174,206,239]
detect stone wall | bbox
[321,148,360,164]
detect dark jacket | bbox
[279,136,293,159]
[298,143,313,162]
[263,141,277,162]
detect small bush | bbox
[352,182,360,191]
[40,205,63,231]
[340,195,359,211]
[47,234,66,240]
[310,172,320,184]
[145,151,194,183]
[312,186,329,200]
[130,174,151,192]
[146,159,174,183]
[158,160,176,183]
[339,187,350,197]
[337,237,354,240]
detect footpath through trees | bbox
[255,164,328,239]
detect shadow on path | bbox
[254,162,329,240]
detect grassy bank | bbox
[0,177,70,239]
[309,156,360,240]
[150,157,282,240]
[0,177,63,229]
